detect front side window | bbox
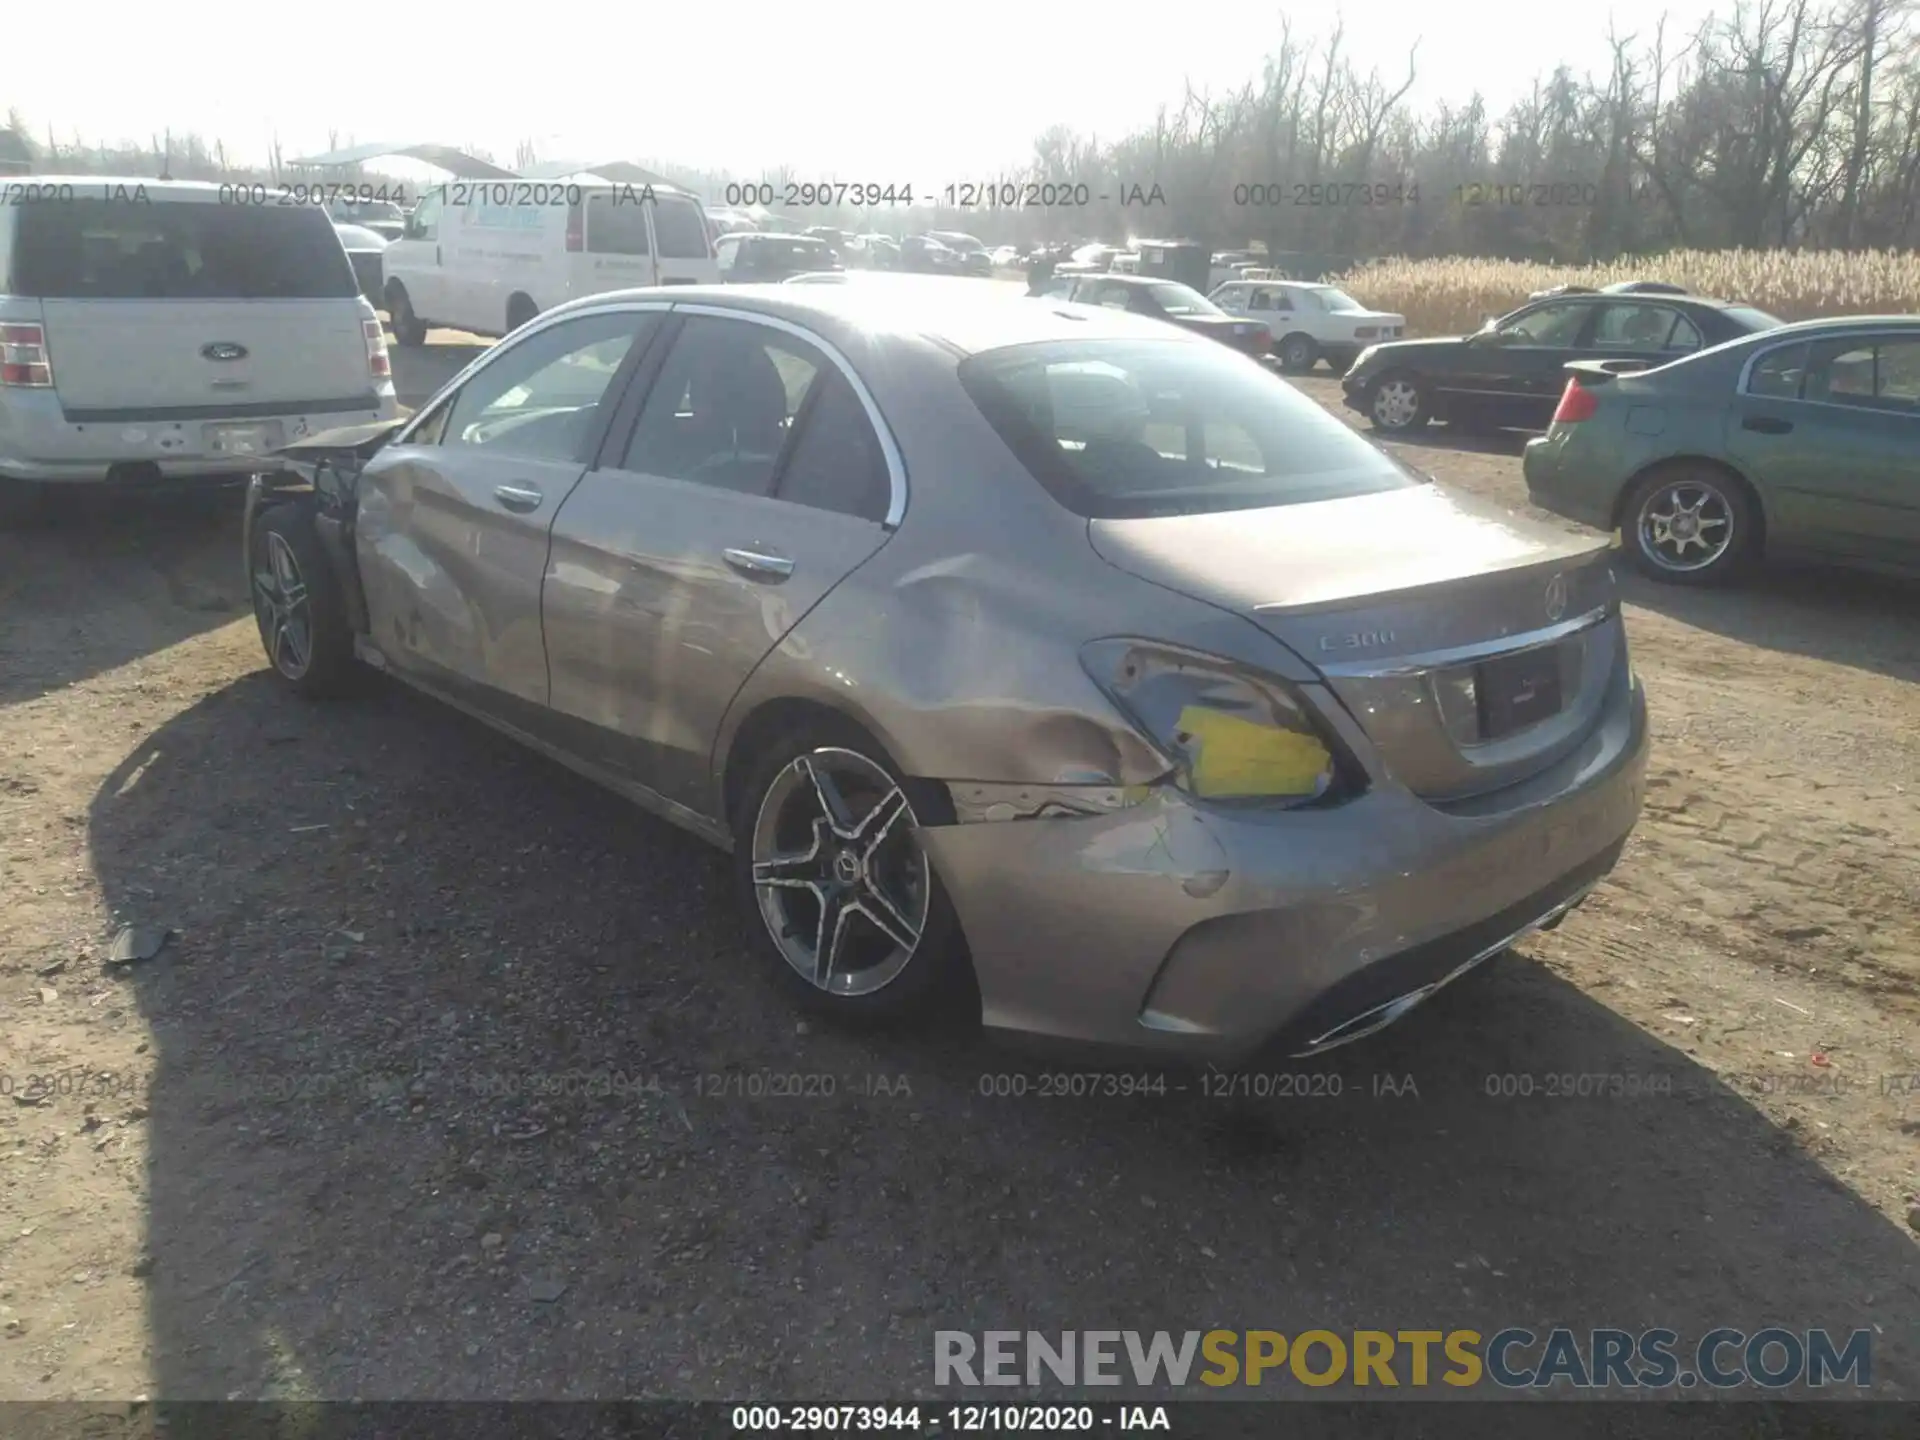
[409,191,443,241]
[1495,303,1590,347]
[619,316,824,493]
[443,311,654,461]
[960,338,1418,520]
[1804,336,1920,412]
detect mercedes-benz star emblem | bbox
[201,342,248,362]
[1544,572,1569,623]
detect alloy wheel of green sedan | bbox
[1633,476,1737,574]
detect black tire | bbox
[0,478,52,530]
[248,504,361,697]
[506,295,539,334]
[386,283,427,347]
[1277,332,1320,373]
[1366,372,1430,433]
[731,717,971,1027]
[1620,464,1757,586]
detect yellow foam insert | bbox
[1177,705,1331,799]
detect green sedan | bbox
[1523,316,1920,585]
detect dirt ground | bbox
[1,346,1917,1404]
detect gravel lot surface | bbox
[1,336,1916,1405]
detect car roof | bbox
[1065,273,1178,288]
[541,281,1212,356]
[1748,314,1920,336]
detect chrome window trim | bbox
[670,301,910,528]
[388,300,678,447]
[1736,327,1920,414]
[1309,604,1612,679]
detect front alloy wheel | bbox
[750,748,930,997]
[253,531,314,680]
[1369,375,1427,432]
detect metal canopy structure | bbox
[285,141,516,178]
[517,158,674,186]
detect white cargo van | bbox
[0,177,396,499]
[380,181,718,343]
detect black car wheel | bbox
[733,718,970,1026]
[386,283,427,347]
[249,505,360,697]
[1278,333,1320,372]
[1622,465,1756,586]
[1367,373,1429,432]
[506,294,539,334]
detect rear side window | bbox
[775,370,891,522]
[12,200,357,299]
[959,339,1417,520]
[650,196,711,259]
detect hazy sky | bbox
[8,1,1721,180]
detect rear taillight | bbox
[1,322,53,387]
[565,203,584,253]
[363,317,391,380]
[1552,377,1598,424]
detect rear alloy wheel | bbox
[1623,466,1755,586]
[386,284,427,347]
[1278,333,1320,372]
[249,507,359,696]
[735,726,967,1024]
[1368,374,1429,432]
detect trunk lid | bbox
[1088,485,1620,801]
[42,299,373,411]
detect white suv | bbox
[0,177,397,508]
[1207,279,1406,374]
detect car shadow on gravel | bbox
[1618,563,1920,685]
[0,486,246,707]
[90,674,1920,1400]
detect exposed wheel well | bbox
[719,697,954,834]
[1613,456,1767,554]
[1279,330,1316,349]
[506,292,539,330]
[384,278,408,306]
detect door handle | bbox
[723,547,795,581]
[493,483,544,513]
[1742,416,1793,435]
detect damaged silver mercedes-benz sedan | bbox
[243,283,1648,1065]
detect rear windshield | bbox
[959,339,1417,520]
[651,195,711,258]
[751,237,832,264]
[1146,283,1218,316]
[1722,304,1785,333]
[12,200,357,300]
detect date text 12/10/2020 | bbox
[718,182,1169,209]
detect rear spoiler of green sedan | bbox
[1562,357,1659,386]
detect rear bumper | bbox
[920,649,1649,1068]
[1523,435,1618,530]
[0,390,399,484]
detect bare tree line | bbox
[6,0,1917,262]
[982,0,1920,260]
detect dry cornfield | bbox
[1332,250,1920,334]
